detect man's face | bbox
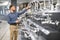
[11,6,16,11]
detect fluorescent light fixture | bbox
[0,1,10,6]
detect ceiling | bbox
[0,0,58,4]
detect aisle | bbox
[0,20,46,40]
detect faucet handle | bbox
[55,20,59,26]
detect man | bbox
[7,5,30,40]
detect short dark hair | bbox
[9,5,14,9]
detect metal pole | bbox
[11,0,17,6]
[11,0,17,11]
[52,0,53,5]
[3,6,4,15]
[39,3,41,10]
[35,2,36,11]
[57,0,59,3]
[51,0,54,10]
[49,0,51,10]
[44,0,46,9]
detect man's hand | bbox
[26,5,31,10]
[16,20,20,23]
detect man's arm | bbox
[17,6,31,15]
[17,8,27,15]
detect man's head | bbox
[9,5,16,12]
